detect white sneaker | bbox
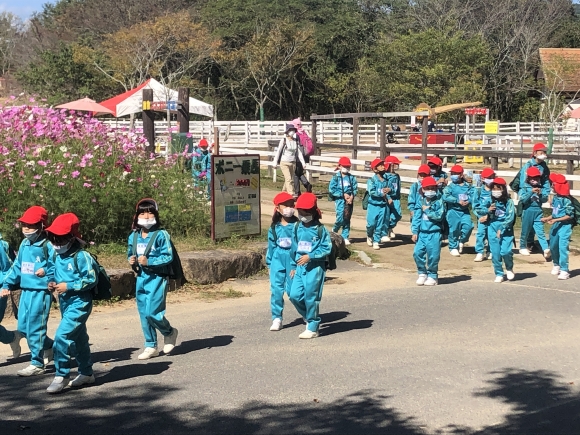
[416,274,427,286]
[344,239,351,246]
[70,374,95,387]
[163,328,178,354]
[46,376,69,394]
[558,271,570,280]
[459,243,464,254]
[9,331,23,359]
[424,277,438,286]
[44,347,54,365]
[372,242,380,250]
[270,318,283,331]
[299,329,319,339]
[551,266,561,276]
[17,364,45,377]
[519,249,530,256]
[494,276,505,283]
[474,253,484,262]
[506,270,515,281]
[389,230,396,239]
[380,236,390,243]
[366,237,373,247]
[138,347,159,360]
[543,249,551,259]
[450,249,460,257]
[488,252,492,260]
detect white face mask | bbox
[430,169,436,175]
[483,178,494,186]
[23,230,40,243]
[138,217,157,229]
[491,190,502,198]
[288,132,296,139]
[341,167,350,174]
[53,240,73,254]
[536,154,547,161]
[299,214,313,223]
[424,190,437,198]
[282,207,295,218]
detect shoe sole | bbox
[138,353,159,360]
[71,378,95,388]
[18,370,46,377]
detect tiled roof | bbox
[539,48,580,92]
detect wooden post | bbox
[177,87,189,134]
[311,115,319,156]
[491,156,499,170]
[352,117,359,159]
[267,141,276,178]
[379,118,386,160]
[567,159,574,189]
[213,126,220,155]
[142,89,155,154]
[421,116,428,164]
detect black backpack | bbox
[569,196,580,226]
[292,223,337,271]
[131,230,184,281]
[53,249,112,301]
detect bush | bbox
[0,103,208,246]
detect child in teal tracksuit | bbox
[542,174,574,280]
[0,233,20,358]
[289,193,331,339]
[2,206,55,377]
[366,158,390,250]
[487,179,516,283]
[519,166,550,258]
[412,177,444,286]
[408,164,431,222]
[266,192,298,331]
[45,213,96,393]
[442,165,474,257]
[473,168,495,262]
[329,156,357,246]
[384,156,402,239]
[128,198,178,360]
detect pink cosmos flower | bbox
[37,160,47,167]
[71,171,80,178]
[57,182,65,186]
[83,183,92,188]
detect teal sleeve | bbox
[352,176,358,197]
[265,227,275,266]
[564,198,575,219]
[501,200,516,233]
[127,232,136,262]
[329,175,341,197]
[146,231,173,267]
[45,243,55,283]
[411,200,421,234]
[310,226,332,260]
[368,177,384,201]
[442,185,457,204]
[424,199,444,222]
[67,251,97,292]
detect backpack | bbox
[509,168,522,193]
[131,230,184,281]
[53,249,112,301]
[296,130,313,156]
[293,223,337,271]
[569,196,580,226]
[362,191,369,210]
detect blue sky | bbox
[0,0,53,20]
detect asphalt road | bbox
[1,258,580,435]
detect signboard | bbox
[484,121,499,134]
[211,154,261,240]
[465,107,488,116]
[142,101,178,111]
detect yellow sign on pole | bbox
[464,140,484,163]
[484,121,499,134]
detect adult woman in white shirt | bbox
[274,124,306,197]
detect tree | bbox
[0,12,23,77]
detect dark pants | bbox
[293,158,312,196]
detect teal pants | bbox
[388,199,402,230]
[269,248,293,320]
[520,207,548,251]
[333,198,352,239]
[446,208,473,250]
[0,297,14,345]
[54,292,93,378]
[550,222,572,272]
[367,203,387,243]
[18,289,54,368]
[488,225,514,277]
[413,231,442,279]
[136,273,173,348]
[474,221,490,255]
[288,261,326,332]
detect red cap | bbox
[450,165,464,173]
[481,168,495,178]
[385,156,401,165]
[550,173,566,184]
[418,164,431,175]
[493,178,507,186]
[526,167,541,178]
[199,139,209,148]
[46,213,81,237]
[273,192,294,205]
[18,206,48,226]
[428,156,443,166]
[553,181,570,196]
[421,177,437,188]
[338,156,351,166]
[295,192,318,209]
[532,143,547,154]
[370,158,384,169]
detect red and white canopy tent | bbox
[99,78,213,118]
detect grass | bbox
[172,283,250,301]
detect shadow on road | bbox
[284,311,350,329]
[1,368,580,434]
[320,319,373,336]
[96,361,172,385]
[439,275,472,285]
[91,347,140,363]
[170,335,234,356]
[514,272,538,281]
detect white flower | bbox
[60,146,68,152]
